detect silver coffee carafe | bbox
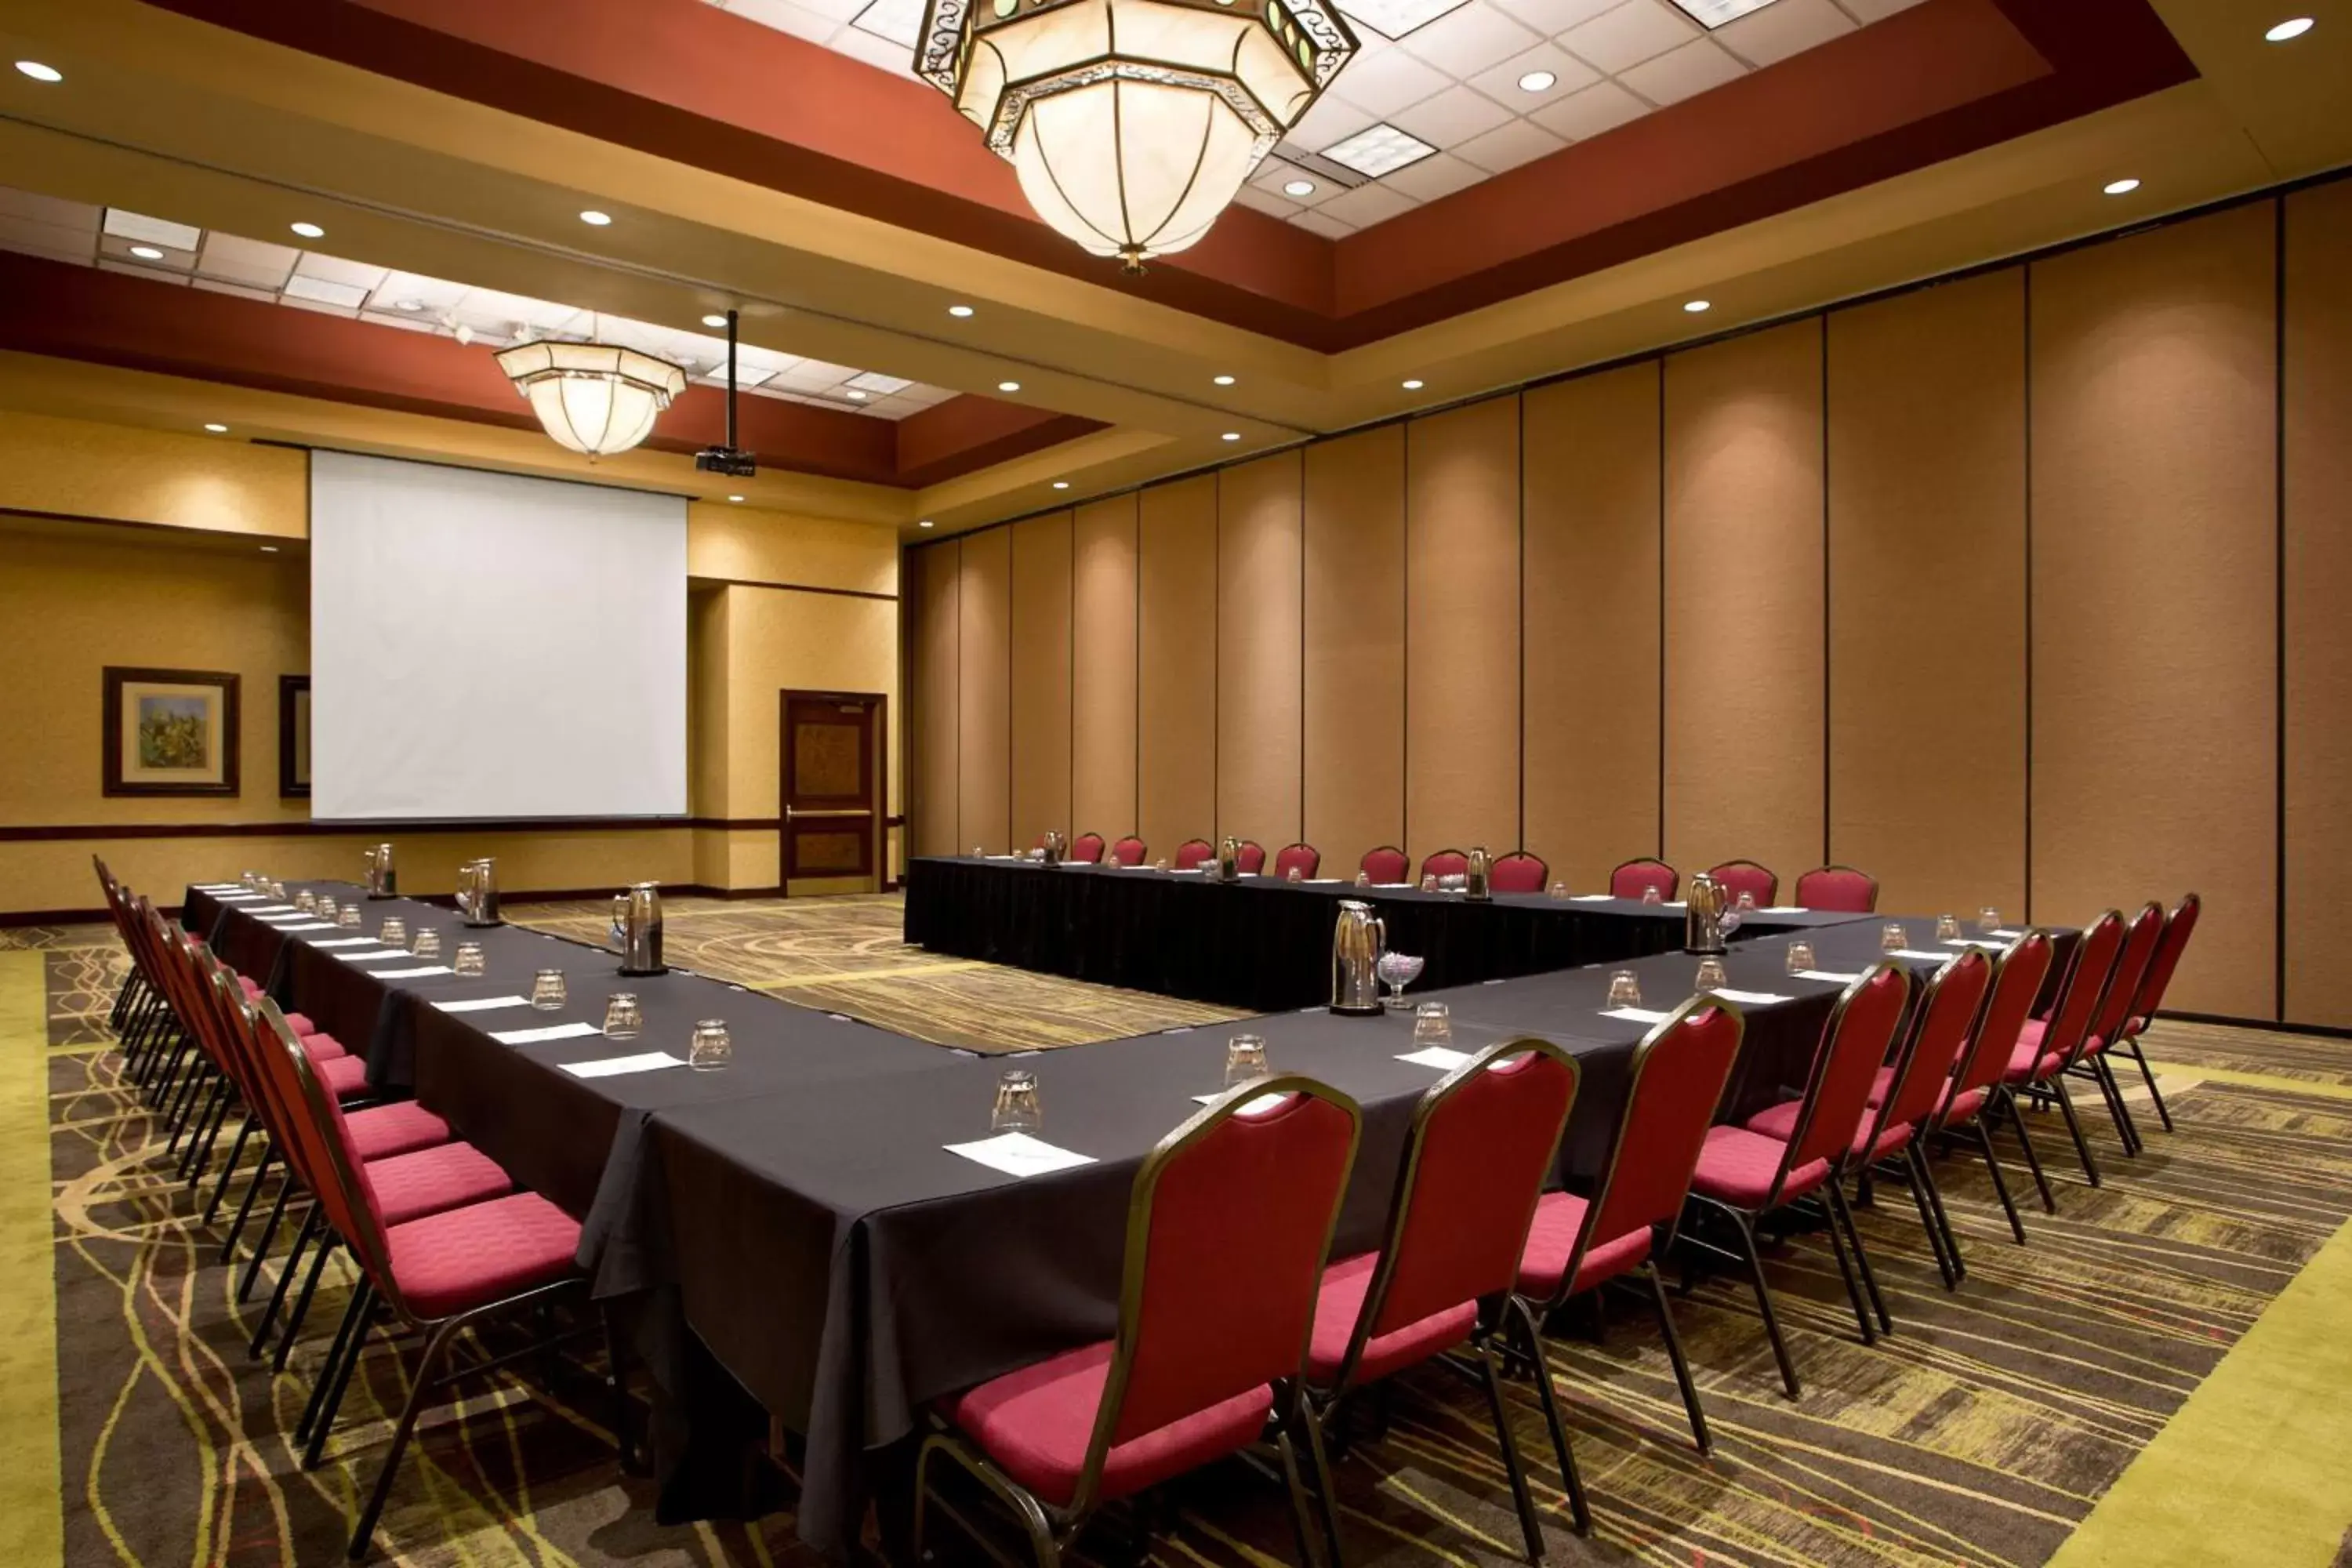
[1331,900,1387,1016]
[364,843,397,899]
[1685,871,1729,954]
[1040,830,1068,866]
[1215,835,1242,883]
[610,881,667,976]
[1465,845,1492,902]
[457,858,503,927]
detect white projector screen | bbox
[309,451,688,821]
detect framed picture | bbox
[279,674,311,797]
[102,666,240,797]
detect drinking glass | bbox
[530,968,568,1011]
[1641,884,1664,906]
[1785,942,1816,975]
[411,927,442,959]
[1354,870,1370,887]
[1285,865,1304,883]
[1419,873,1439,893]
[241,871,260,891]
[972,845,985,858]
[1736,890,1756,911]
[991,1069,1042,1133]
[318,895,338,919]
[1375,950,1424,1009]
[604,993,644,1040]
[379,916,408,949]
[688,1018,732,1072]
[1936,913,1961,942]
[295,891,317,914]
[337,906,361,929]
[1548,881,1570,900]
[1695,956,1728,991]
[1224,1033,1269,1088]
[269,880,288,901]
[1412,1001,1452,1047]
[1978,906,2002,935]
[1606,970,1642,1008]
[1881,922,1910,953]
[453,942,485,977]
[1154,858,1171,872]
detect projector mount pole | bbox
[724,309,739,452]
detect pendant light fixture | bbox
[494,325,687,458]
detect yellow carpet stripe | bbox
[0,953,65,1568]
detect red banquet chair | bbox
[1173,838,1215,870]
[2038,902,2162,1163]
[1609,858,1677,901]
[913,1078,1361,1568]
[1515,996,1744,1454]
[1359,846,1409,884]
[1999,910,2126,1199]
[1706,859,1779,909]
[1927,931,2056,1242]
[1417,848,1468,884]
[1069,833,1106,864]
[1684,964,1911,1396]
[1108,836,1147,867]
[1298,1040,1588,1562]
[1793,865,1878,913]
[1235,840,1266,874]
[1272,843,1321,880]
[1490,851,1548,895]
[2109,892,2198,1132]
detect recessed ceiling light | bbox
[1283,179,1316,198]
[1052,481,1070,489]
[702,314,728,328]
[1517,70,1557,93]
[129,245,165,260]
[394,299,423,312]
[13,60,63,83]
[1683,299,1711,313]
[289,221,325,239]
[579,209,613,226]
[2103,177,2142,196]
[998,380,1021,392]
[2266,16,2314,41]
[1213,374,1236,386]
[948,304,975,318]
[1221,431,1242,441]
[847,389,868,401]
[204,423,229,433]
[260,544,279,553]
[728,494,745,503]
[918,519,935,528]
[1401,378,1424,390]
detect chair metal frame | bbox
[1922,931,2056,1245]
[1792,864,1879,913]
[1705,859,1780,908]
[1608,858,1678,901]
[2107,892,2198,1133]
[2006,911,2126,1194]
[1848,950,1993,1293]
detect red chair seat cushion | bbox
[941,1340,1273,1508]
[1514,1191,1653,1298]
[238,975,263,998]
[299,1032,348,1062]
[316,1052,372,1098]
[383,1191,581,1319]
[284,1012,322,1037]
[343,1101,452,1162]
[1941,1085,1989,1124]
[365,1141,514,1228]
[1689,1125,1831,1209]
[2003,1034,2066,1086]
[1305,1251,1477,1386]
[1744,1099,1911,1161]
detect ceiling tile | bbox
[1290,208,1358,238]
[1248,156,1341,206]
[1396,2,1541,75]
[458,287,583,331]
[198,232,299,289]
[1464,41,1601,103]
[191,277,280,303]
[1391,83,1518,145]
[279,293,360,319]
[1528,75,1652,138]
[100,209,202,252]
[359,307,445,334]
[1662,0,1778,24]
[1325,45,1452,116]
[283,273,371,309]
[0,188,95,229]
[0,215,95,260]
[1616,35,1747,103]
[366,270,470,314]
[1377,149,1490,201]
[1486,0,1621,33]
[100,234,194,270]
[1713,0,1853,64]
[292,252,390,291]
[96,258,188,284]
[721,0,861,35]
[1333,0,1475,42]
[848,370,913,393]
[1232,183,1301,217]
[1314,180,1421,227]
[1832,0,1926,19]
[1287,93,1381,151]
[1559,0,1699,73]
[825,21,918,74]
[851,0,924,46]
[1452,116,1568,171]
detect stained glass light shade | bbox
[917,0,1358,270]
[492,340,688,457]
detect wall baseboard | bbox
[0,879,911,927]
[2156,1008,2352,1042]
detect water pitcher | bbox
[1215,835,1242,884]
[1684,871,1729,955]
[1040,830,1068,866]
[1330,900,1386,1016]
[1465,845,1492,902]
[610,882,667,976]
[364,843,397,899]
[458,858,503,927]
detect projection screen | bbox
[308,451,688,820]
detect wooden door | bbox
[781,691,880,884]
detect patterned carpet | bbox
[7,906,2351,1568]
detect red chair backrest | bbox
[1490,853,1548,895]
[1873,950,1991,1138]
[1794,866,1878,913]
[244,1000,401,1300]
[1946,931,2056,1107]
[1360,847,1409,883]
[1418,849,1468,882]
[1109,837,1147,866]
[1173,839,1214,870]
[2091,902,2165,1046]
[2038,912,2126,1072]
[1356,1044,1577,1357]
[1610,858,1677,900]
[1571,1001,1744,1272]
[1778,965,1911,1181]
[2128,892,2201,1026]
[1708,860,1780,908]
[1071,833,1106,863]
[1107,1081,1359,1446]
[1236,840,1265,874]
[1272,843,1321,880]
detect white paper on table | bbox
[1192,1091,1289,1113]
[193,884,244,891]
[339,949,419,963]
[1167,868,1203,875]
[1993,928,2026,938]
[1712,989,1792,1005]
[243,904,297,913]
[1893,949,1958,961]
[491,1021,604,1045]
[434,995,531,1014]
[212,895,263,902]
[1303,878,1345,884]
[1662,901,1688,909]
[1600,1007,1674,1024]
[274,922,338,932]
[1570,893,1617,902]
[1941,938,2010,950]
[1371,882,1414,889]
[372,964,454,978]
[1758,906,1809,914]
[308,936,381,948]
[944,1132,1097,1178]
[560,1051,688,1079]
[1396,1045,1475,1070]
[1795,969,1864,983]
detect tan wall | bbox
[0,413,903,913]
[907,189,2339,1025]
[1009,511,1074,851]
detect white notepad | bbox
[245,904,296,913]
[1795,969,1864,983]
[1758,906,1808,914]
[194,884,244,891]
[1192,1091,1289,1113]
[560,1051,687,1079]
[1893,949,1956,962]
[309,936,381,948]
[1601,1007,1673,1024]
[339,949,417,963]
[1570,893,1617,902]
[1993,928,2026,938]
[1397,1045,1475,1070]
[272,922,336,932]
[212,895,263,903]
[1943,938,2010,950]
[433,995,531,1014]
[371,965,454,979]
[1713,989,1791,1006]
[492,1021,603,1045]
[945,1132,1096,1178]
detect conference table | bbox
[180,877,2043,1557]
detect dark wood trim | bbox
[101,666,241,798]
[777,687,887,888]
[278,674,311,798]
[691,574,898,602]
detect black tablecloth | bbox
[902,856,1853,1011]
